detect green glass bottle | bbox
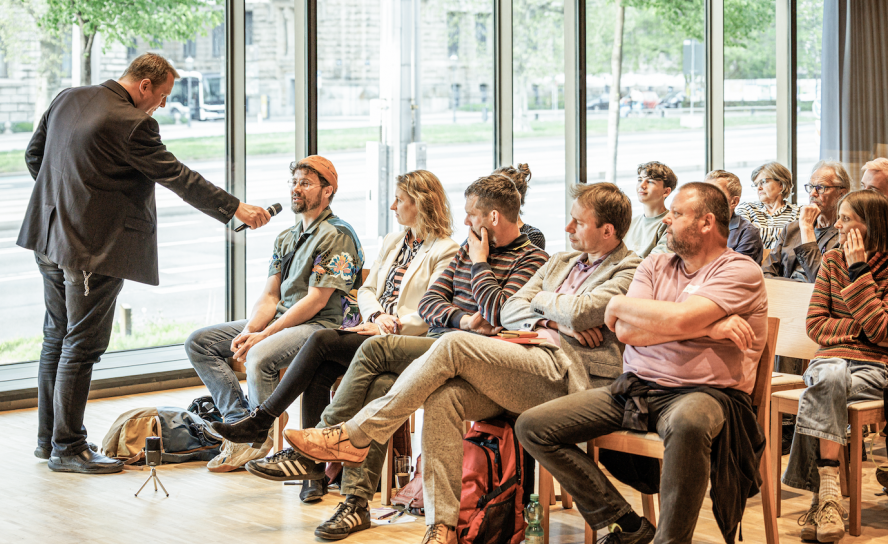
[524,493,544,544]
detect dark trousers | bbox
[262,329,370,428]
[35,252,124,457]
[516,387,725,544]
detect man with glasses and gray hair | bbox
[762,160,851,453]
[186,155,364,473]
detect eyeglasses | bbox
[287,179,321,190]
[750,178,777,189]
[804,183,843,194]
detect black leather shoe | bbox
[212,406,276,445]
[35,442,98,460]
[48,448,123,474]
[301,477,329,503]
[245,447,326,482]
[314,496,371,540]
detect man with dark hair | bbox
[185,155,364,473]
[284,183,641,544]
[625,161,678,257]
[705,170,764,262]
[19,52,273,474]
[516,182,768,544]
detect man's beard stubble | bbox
[292,192,321,215]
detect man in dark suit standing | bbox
[17,53,272,474]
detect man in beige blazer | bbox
[286,182,642,544]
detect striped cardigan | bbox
[418,234,549,329]
[806,249,888,364]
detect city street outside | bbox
[0,110,817,363]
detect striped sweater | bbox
[806,249,888,364]
[418,233,549,330]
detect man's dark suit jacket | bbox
[761,219,839,283]
[17,80,239,285]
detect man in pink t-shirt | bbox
[516,182,768,544]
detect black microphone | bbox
[234,203,282,232]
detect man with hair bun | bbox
[19,52,273,474]
[494,162,546,249]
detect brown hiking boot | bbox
[420,523,456,544]
[813,499,847,542]
[284,424,369,467]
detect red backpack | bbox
[458,417,533,544]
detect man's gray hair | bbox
[812,160,852,189]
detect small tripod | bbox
[135,466,169,497]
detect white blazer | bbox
[357,230,459,337]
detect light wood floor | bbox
[2,385,888,544]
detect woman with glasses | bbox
[736,161,800,249]
[211,169,459,499]
[783,189,888,542]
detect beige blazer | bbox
[357,230,459,337]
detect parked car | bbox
[586,92,610,110]
[658,90,686,109]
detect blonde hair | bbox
[705,170,742,199]
[121,53,179,86]
[863,157,888,177]
[396,170,453,240]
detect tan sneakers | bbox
[420,524,456,544]
[284,424,370,467]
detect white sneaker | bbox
[207,436,272,473]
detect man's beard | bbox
[471,227,497,248]
[667,224,702,258]
[292,193,321,214]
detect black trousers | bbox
[262,329,370,428]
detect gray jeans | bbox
[782,357,888,492]
[343,332,572,527]
[184,319,324,422]
[318,335,437,501]
[516,387,725,544]
[34,252,124,457]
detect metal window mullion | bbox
[494,0,513,169]
[776,0,798,203]
[705,0,725,172]
[295,0,317,160]
[225,0,247,322]
[564,0,585,248]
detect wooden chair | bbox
[587,317,781,544]
[770,389,885,536]
[537,466,573,544]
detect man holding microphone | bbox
[18,53,272,474]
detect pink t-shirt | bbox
[622,249,768,395]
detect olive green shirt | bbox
[268,207,362,329]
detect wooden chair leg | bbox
[849,412,863,537]
[585,523,596,544]
[538,465,553,544]
[410,412,415,433]
[381,439,394,506]
[561,489,573,509]
[771,404,783,518]
[838,443,850,497]
[641,494,657,527]
[272,417,283,453]
[759,429,779,544]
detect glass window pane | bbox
[796,0,823,207]
[0,11,227,364]
[585,0,705,218]
[423,1,494,246]
[724,0,779,207]
[514,0,565,253]
[245,0,297,305]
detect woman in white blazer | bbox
[212,170,459,451]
